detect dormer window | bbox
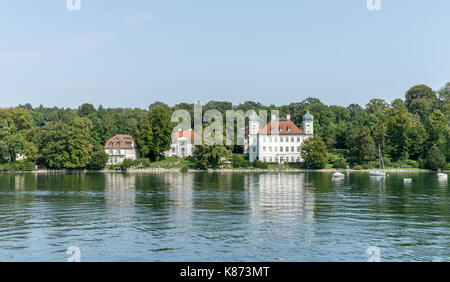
[117,142,120,148]
[279,128,283,132]
[287,127,291,132]
[109,142,113,147]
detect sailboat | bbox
[370,145,386,177]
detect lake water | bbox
[0,171,448,262]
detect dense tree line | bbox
[0,82,449,170]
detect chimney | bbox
[272,114,277,120]
[286,114,290,120]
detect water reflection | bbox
[0,172,448,261]
[104,173,136,222]
[248,173,316,245]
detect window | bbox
[269,147,272,152]
[286,146,289,152]
[280,137,283,143]
[275,157,278,162]
[297,136,300,142]
[291,146,294,152]
[269,157,273,162]
[286,137,289,142]
[291,157,295,162]
[280,147,283,152]
[274,137,277,142]
[287,127,291,132]
[297,146,301,152]
[117,142,120,148]
[269,136,272,142]
[279,127,283,132]
[297,157,300,162]
[253,147,256,152]
[263,147,266,152]
[263,136,266,142]
[263,157,267,162]
[109,142,113,147]
[275,147,278,152]
[291,137,294,142]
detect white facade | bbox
[165,137,195,158]
[165,129,199,158]
[104,134,140,165]
[249,112,314,163]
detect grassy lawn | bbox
[149,157,196,169]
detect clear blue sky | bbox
[1,0,449,109]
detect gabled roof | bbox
[173,130,201,141]
[258,120,304,135]
[104,134,137,149]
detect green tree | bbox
[346,126,376,164]
[405,84,437,121]
[87,150,109,170]
[300,135,328,169]
[425,145,446,170]
[137,107,172,161]
[4,133,26,162]
[41,118,93,169]
[194,145,233,169]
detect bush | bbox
[352,165,362,170]
[180,166,189,173]
[133,158,151,168]
[333,159,348,169]
[232,155,251,168]
[362,164,371,170]
[120,159,134,171]
[0,161,35,171]
[253,160,268,169]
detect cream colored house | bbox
[104,134,140,165]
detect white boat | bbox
[437,172,447,179]
[370,169,386,177]
[332,172,345,179]
[370,145,386,177]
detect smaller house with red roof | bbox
[165,129,201,158]
[248,111,314,163]
[104,134,140,165]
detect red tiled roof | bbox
[104,134,137,149]
[173,130,201,141]
[258,120,304,135]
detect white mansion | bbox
[164,129,201,158]
[104,134,140,165]
[248,111,314,163]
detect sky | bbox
[0,0,449,109]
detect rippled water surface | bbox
[0,172,448,261]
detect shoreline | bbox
[0,168,445,174]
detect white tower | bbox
[303,111,314,135]
[249,113,260,162]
